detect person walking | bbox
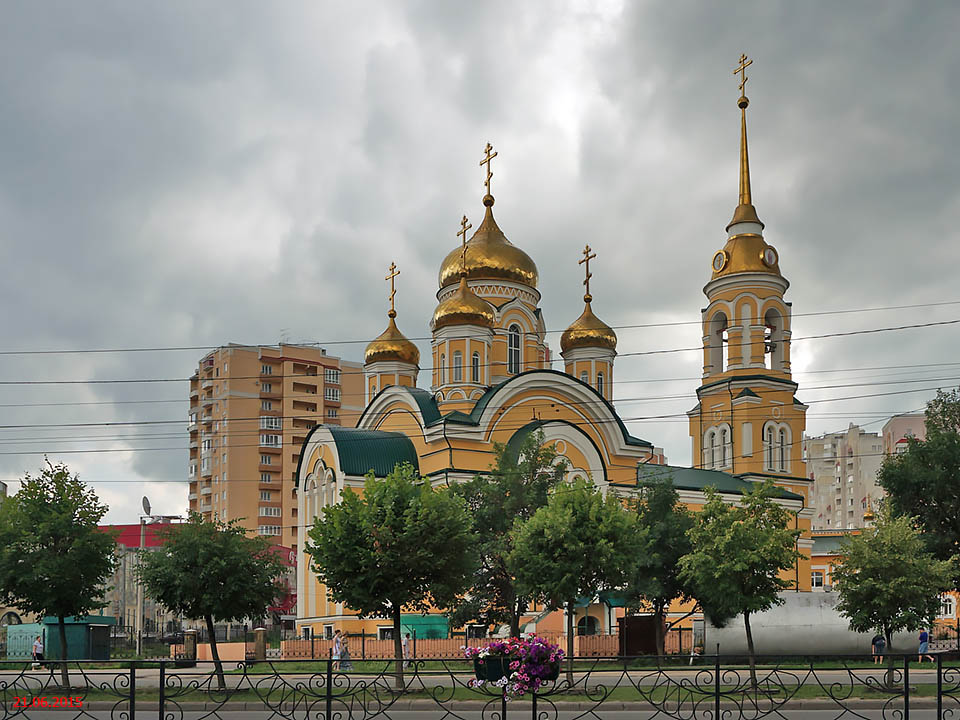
[871,633,885,664]
[332,629,342,670]
[31,635,44,670]
[918,629,935,663]
[402,632,411,669]
[340,636,353,671]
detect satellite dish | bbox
[142,496,152,516]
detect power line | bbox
[1,300,959,356]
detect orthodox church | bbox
[295,61,814,638]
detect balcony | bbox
[202,378,214,390]
[200,502,212,512]
[187,421,197,433]
[201,486,212,496]
[201,465,212,478]
[201,396,215,408]
[189,439,198,450]
[188,493,198,501]
[189,388,199,399]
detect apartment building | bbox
[804,424,884,531]
[187,344,363,548]
[881,413,926,455]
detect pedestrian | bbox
[402,632,411,668]
[340,636,353,671]
[918,629,934,663]
[871,632,885,664]
[332,629,342,670]
[31,635,44,670]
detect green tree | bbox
[0,461,117,688]
[832,509,955,683]
[624,473,695,657]
[448,431,566,637]
[137,513,286,689]
[678,481,800,687]
[509,478,643,685]
[306,463,476,689]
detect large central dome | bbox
[438,198,538,289]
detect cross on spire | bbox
[734,53,752,96]
[579,244,597,300]
[480,142,498,198]
[457,215,472,273]
[385,261,400,317]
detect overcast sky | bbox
[1,1,958,523]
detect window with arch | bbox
[452,351,463,382]
[778,428,788,471]
[720,426,730,467]
[764,307,786,371]
[439,353,445,385]
[508,324,521,374]
[763,422,790,472]
[597,372,604,396]
[472,352,480,383]
[580,371,589,384]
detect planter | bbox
[474,656,513,682]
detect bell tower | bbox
[688,55,807,478]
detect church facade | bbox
[295,67,814,639]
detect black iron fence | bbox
[2,653,960,719]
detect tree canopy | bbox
[624,472,695,656]
[447,430,566,636]
[138,512,286,687]
[833,509,955,650]
[510,477,643,682]
[878,389,960,583]
[0,461,117,687]
[306,462,475,687]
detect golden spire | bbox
[385,261,400,318]
[579,244,596,301]
[728,53,763,230]
[480,142,498,207]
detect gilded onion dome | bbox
[365,310,420,366]
[437,196,539,289]
[432,276,495,330]
[560,296,617,353]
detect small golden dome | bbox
[438,201,538,289]
[365,312,420,366]
[560,297,617,354]
[432,276,495,330]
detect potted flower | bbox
[464,636,563,696]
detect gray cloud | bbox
[1,0,958,521]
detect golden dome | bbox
[365,312,420,366]
[710,233,782,280]
[560,297,617,354]
[438,198,538,289]
[432,276,495,330]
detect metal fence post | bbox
[413,630,417,659]
[311,635,315,659]
[937,653,943,720]
[129,662,136,720]
[326,648,333,720]
[361,630,365,660]
[158,662,165,720]
[714,646,721,720]
[903,654,910,720]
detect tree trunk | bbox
[654,603,666,661]
[509,591,521,638]
[57,616,70,689]
[743,611,758,691]
[205,615,225,690]
[392,605,404,691]
[565,600,575,687]
[884,628,895,689]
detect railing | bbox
[2,654,959,719]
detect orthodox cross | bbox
[579,244,596,298]
[480,142,498,195]
[734,53,752,94]
[457,215,472,272]
[385,261,399,314]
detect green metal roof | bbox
[326,426,419,477]
[635,464,804,500]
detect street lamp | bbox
[135,496,151,658]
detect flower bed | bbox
[463,636,563,697]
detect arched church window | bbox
[764,308,785,371]
[596,372,604,396]
[439,354,445,385]
[508,324,521,374]
[764,424,776,471]
[472,352,480,383]
[580,371,589,384]
[711,430,720,470]
[452,351,463,382]
[778,428,788,472]
[721,427,729,468]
